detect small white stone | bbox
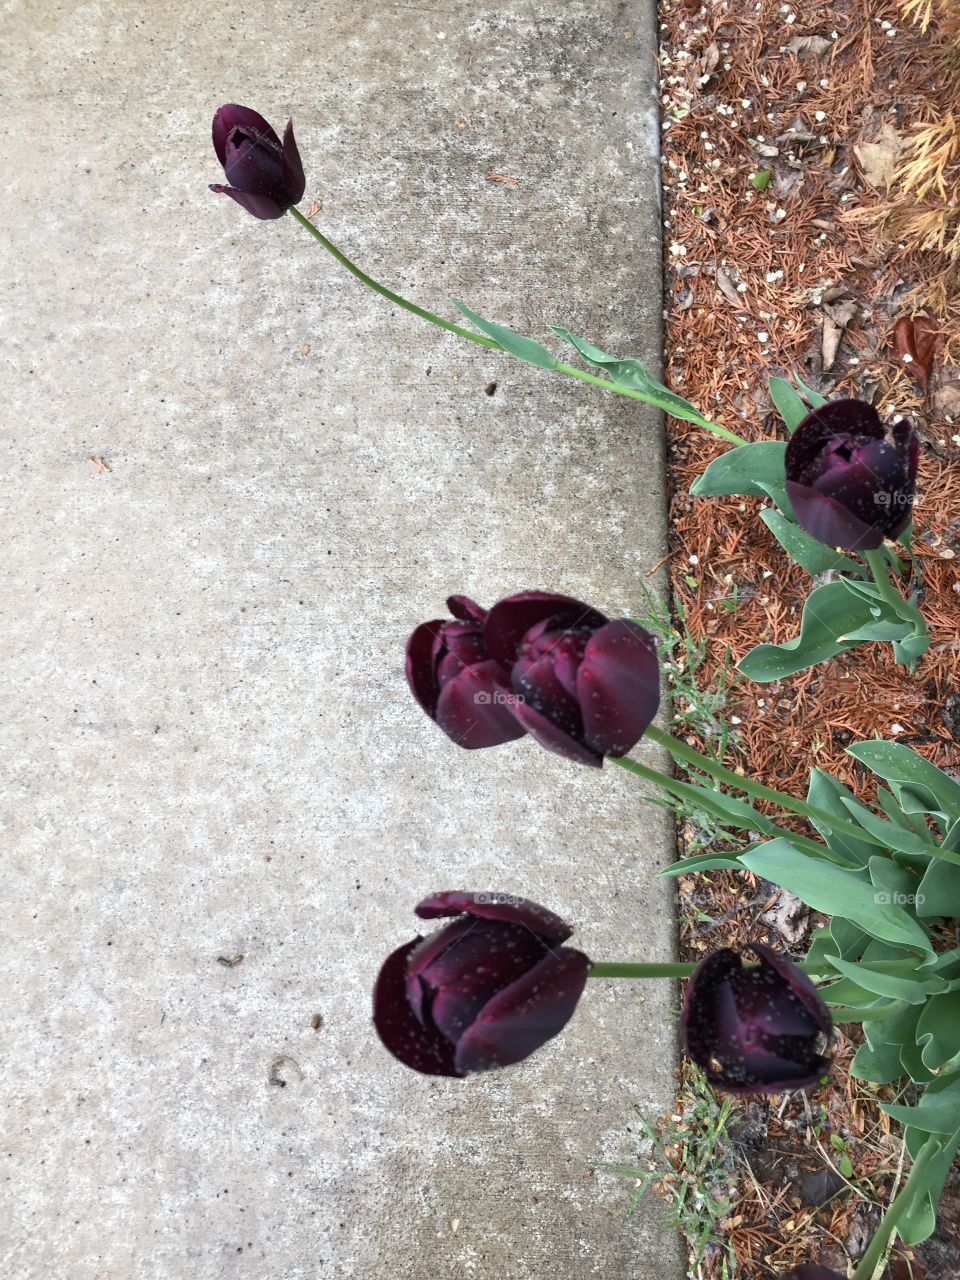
[689,554,699,564]
[758,331,769,342]
[815,110,826,121]
[902,352,913,363]
[891,723,904,735]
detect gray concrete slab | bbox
[2,2,683,1277]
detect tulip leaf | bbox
[738,838,934,953]
[839,795,951,863]
[690,441,788,501]
[806,769,876,867]
[853,1035,911,1083]
[846,741,960,825]
[451,301,560,370]
[768,376,808,432]
[759,507,859,576]
[736,580,878,681]
[898,1124,960,1245]
[824,955,946,1004]
[880,1075,960,1135]
[917,991,960,1069]
[660,852,745,876]
[791,372,828,408]
[916,858,960,918]
[548,327,722,431]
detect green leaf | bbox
[451,301,559,370]
[751,170,772,190]
[824,954,946,1004]
[839,1154,854,1178]
[759,507,860,576]
[847,741,960,825]
[768,376,809,432]
[880,1076,960,1135]
[839,795,944,861]
[917,858,960,918]
[659,852,745,876]
[548,327,723,432]
[738,838,934,953]
[737,580,879,682]
[690,441,787,500]
[792,373,828,408]
[899,1125,960,1245]
[917,991,960,1070]
[829,1133,846,1151]
[806,769,876,867]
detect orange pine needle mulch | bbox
[652,0,960,1274]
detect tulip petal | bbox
[447,594,487,623]
[422,920,556,1044]
[483,592,608,667]
[405,917,475,1025]
[577,620,660,756]
[434,659,526,749]
[454,947,590,1074]
[405,619,447,718]
[511,640,586,743]
[415,891,574,943]
[785,480,885,550]
[281,119,306,205]
[208,184,286,220]
[212,103,280,166]
[223,130,286,199]
[372,940,461,1077]
[510,699,602,766]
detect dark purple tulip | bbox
[210,104,306,220]
[781,1268,847,1280]
[405,591,660,767]
[681,943,835,1094]
[785,399,918,550]
[372,891,591,1077]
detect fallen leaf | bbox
[786,33,833,59]
[304,200,323,220]
[87,456,112,472]
[853,122,902,191]
[933,381,960,419]
[892,314,939,393]
[715,266,744,307]
[485,173,520,185]
[700,41,720,76]
[822,316,844,370]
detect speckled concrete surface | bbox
[2,2,682,1277]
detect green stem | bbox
[289,207,499,348]
[864,548,914,617]
[588,960,821,979]
[633,727,891,851]
[848,1138,936,1280]
[609,749,830,859]
[864,547,927,633]
[287,208,745,445]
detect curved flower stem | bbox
[288,207,499,348]
[848,1136,935,1280]
[287,208,745,444]
[629,727,891,850]
[588,960,821,979]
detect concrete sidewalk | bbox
[3,2,682,1277]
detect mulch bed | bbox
[652,0,960,1272]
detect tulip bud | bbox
[681,943,835,1094]
[406,591,660,766]
[210,104,306,220]
[785,400,918,551]
[373,892,590,1077]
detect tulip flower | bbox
[210,104,305,220]
[781,1268,846,1280]
[785,399,918,551]
[406,591,660,766]
[372,891,590,1077]
[681,942,835,1094]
